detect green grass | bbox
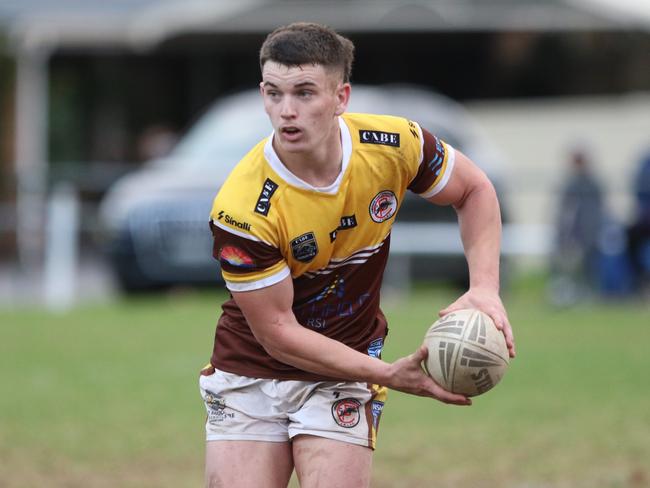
[1,277,649,487]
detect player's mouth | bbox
[280,126,303,142]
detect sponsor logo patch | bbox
[218,246,255,268]
[332,398,362,428]
[369,190,398,223]
[329,214,358,243]
[367,337,384,358]
[254,178,279,216]
[217,210,252,232]
[408,120,419,139]
[203,389,235,423]
[359,130,400,147]
[371,400,385,430]
[427,137,446,176]
[291,232,318,263]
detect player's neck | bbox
[274,125,343,188]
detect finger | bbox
[500,319,516,358]
[431,384,472,406]
[411,344,429,363]
[438,303,461,317]
[490,314,515,359]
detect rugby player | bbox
[200,22,516,488]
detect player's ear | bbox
[259,81,265,96]
[334,82,351,116]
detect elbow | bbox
[453,175,497,213]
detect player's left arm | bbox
[427,150,516,358]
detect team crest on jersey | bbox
[291,232,318,263]
[369,190,398,223]
[332,398,362,428]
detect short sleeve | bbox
[210,220,289,292]
[407,126,456,198]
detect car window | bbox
[170,96,271,171]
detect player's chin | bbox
[279,141,311,154]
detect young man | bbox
[201,22,515,488]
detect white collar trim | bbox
[263,117,352,194]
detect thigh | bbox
[205,440,293,488]
[292,435,373,488]
[199,367,289,442]
[288,381,388,449]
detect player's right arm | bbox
[231,275,471,406]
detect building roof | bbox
[1,0,648,52]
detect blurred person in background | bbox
[199,22,515,487]
[548,146,605,306]
[627,150,650,293]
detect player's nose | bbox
[280,97,297,118]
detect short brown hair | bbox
[259,22,355,83]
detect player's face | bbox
[260,62,350,155]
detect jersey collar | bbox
[263,116,352,194]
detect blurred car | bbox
[98,85,505,291]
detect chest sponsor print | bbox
[359,130,400,147]
[291,232,319,263]
[369,190,398,223]
[329,214,358,243]
[254,178,279,216]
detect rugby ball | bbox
[423,309,509,397]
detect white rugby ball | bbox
[423,309,509,397]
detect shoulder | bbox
[210,139,282,245]
[342,113,422,158]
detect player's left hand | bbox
[439,287,516,358]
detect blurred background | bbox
[1,1,649,487]
[0,0,649,305]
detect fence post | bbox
[44,182,80,311]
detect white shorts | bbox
[199,366,387,449]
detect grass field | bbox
[1,275,649,488]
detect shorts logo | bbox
[369,190,397,223]
[291,232,318,263]
[254,178,279,216]
[359,130,400,147]
[367,338,384,359]
[332,398,362,428]
[203,389,234,423]
[371,400,385,430]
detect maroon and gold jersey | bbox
[208,113,456,381]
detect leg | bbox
[292,435,373,488]
[205,440,293,488]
